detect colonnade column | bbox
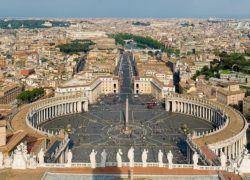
[77,101,82,113]
[166,100,170,111]
[70,103,73,113]
[84,101,88,111]
[172,101,176,112]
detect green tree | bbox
[17,88,45,103]
[111,33,180,56]
[57,40,95,54]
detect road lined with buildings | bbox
[119,52,134,103]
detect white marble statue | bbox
[101,149,107,167]
[4,155,12,168]
[158,150,163,167]
[89,149,97,168]
[0,151,3,168]
[20,143,28,158]
[220,152,227,168]
[38,148,45,165]
[116,149,123,168]
[243,147,249,155]
[167,150,173,169]
[67,150,73,167]
[142,149,148,168]
[193,152,199,169]
[128,147,134,168]
[238,147,250,173]
[12,145,27,169]
[29,155,37,169]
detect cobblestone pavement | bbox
[41,95,214,164]
[41,53,214,164]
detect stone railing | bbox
[40,162,223,171]
[208,121,248,149]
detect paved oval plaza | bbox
[41,95,214,164]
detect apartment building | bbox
[216,82,245,105]
[0,84,23,104]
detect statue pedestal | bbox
[101,162,106,168]
[129,161,134,168]
[117,162,122,168]
[12,152,27,170]
[122,128,132,135]
[90,163,96,169]
[66,163,72,167]
[193,165,199,170]
[159,162,163,168]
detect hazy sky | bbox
[0,0,250,18]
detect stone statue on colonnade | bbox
[90,149,97,168]
[128,147,134,168]
[142,149,148,168]
[101,149,107,167]
[116,149,123,168]
[167,150,173,169]
[193,151,199,169]
[67,149,73,167]
[38,148,45,165]
[158,150,163,167]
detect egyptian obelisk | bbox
[125,96,129,131]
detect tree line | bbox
[111,33,180,55]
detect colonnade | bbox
[213,136,247,159]
[27,96,88,136]
[166,100,227,127]
[165,95,248,163]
